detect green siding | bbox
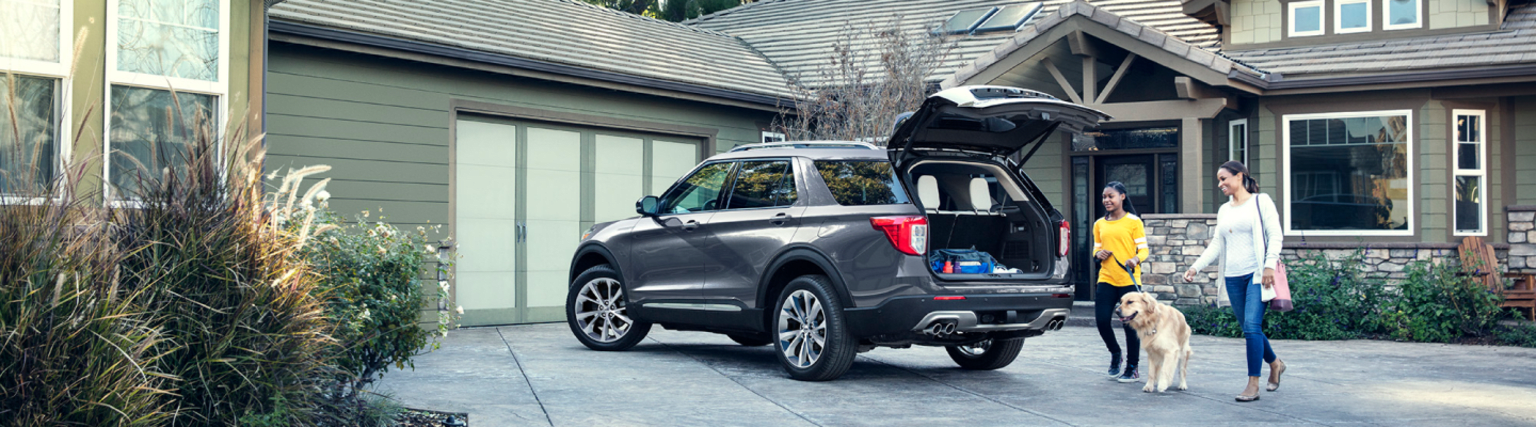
[267,45,775,232]
[1253,105,1277,208]
[1021,134,1065,204]
[1421,101,1448,240]
[1518,97,1536,205]
[1488,107,1504,241]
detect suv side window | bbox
[659,161,734,214]
[814,160,910,206]
[725,160,796,209]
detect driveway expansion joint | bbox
[646,337,826,427]
[498,327,555,427]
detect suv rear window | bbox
[814,161,910,206]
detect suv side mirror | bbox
[636,195,660,217]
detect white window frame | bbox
[1229,119,1248,164]
[1383,0,1422,30]
[1289,0,1325,37]
[1452,109,1487,236]
[1282,109,1415,237]
[1335,0,1372,34]
[760,131,786,144]
[1,0,74,205]
[103,0,231,203]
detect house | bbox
[1,0,269,202]
[263,0,790,326]
[689,0,1536,305]
[251,0,1536,326]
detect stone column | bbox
[1509,206,1536,272]
[1140,213,1220,306]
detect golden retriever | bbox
[1116,292,1193,393]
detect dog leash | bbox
[1112,254,1155,334]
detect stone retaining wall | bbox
[1135,213,1518,307]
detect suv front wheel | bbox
[945,338,1024,370]
[774,275,857,381]
[567,265,652,351]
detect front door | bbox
[1094,155,1157,219]
[699,158,805,309]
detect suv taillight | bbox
[870,215,927,256]
[1058,219,1070,257]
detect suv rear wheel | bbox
[945,338,1024,370]
[567,265,651,351]
[774,275,856,381]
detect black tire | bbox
[728,334,772,347]
[566,265,651,351]
[773,275,857,381]
[945,338,1025,370]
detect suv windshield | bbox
[814,160,909,206]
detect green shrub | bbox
[1383,258,1505,343]
[295,204,451,390]
[113,119,337,426]
[1493,323,1536,348]
[1184,250,1390,341]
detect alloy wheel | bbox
[574,278,631,343]
[777,289,827,368]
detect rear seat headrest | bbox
[917,176,939,210]
[969,178,992,212]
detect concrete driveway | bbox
[373,323,1536,426]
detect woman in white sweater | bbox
[1183,161,1286,402]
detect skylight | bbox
[974,3,1043,33]
[940,7,999,34]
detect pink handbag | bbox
[1257,196,1294,312]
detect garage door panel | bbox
[454,218,517,273]
[455,271,515,310]
[455,164,517,217]
[525,270,568,311]
[651,139,700,195]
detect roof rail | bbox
[728,141,882,153]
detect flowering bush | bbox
[265,169,458,397]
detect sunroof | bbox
[974,3,1043,33]
[940,7,999,34]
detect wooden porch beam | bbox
[1083,56,1097,105]
[1095,53,1137,105]
[1180,117,1204,212]
[1092,98,1228,122]
[1067,30,1101,58]
[1175,76,1241,111]
[1043,58,1084,104]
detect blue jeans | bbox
[1226,274,1277,377]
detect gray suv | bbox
[566,86,1109,381]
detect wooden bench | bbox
[1459,236,1536,321]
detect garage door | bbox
[453,115,704,325]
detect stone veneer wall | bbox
[1509,206,1536,272]
[1138,213,1519,307]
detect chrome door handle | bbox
[770,213,790,226]
[682,220,699,231]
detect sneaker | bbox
[1116,365,1140,383]
[1106,353,1122,377]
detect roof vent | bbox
[973,3,1043,34]
[939,7,999,34]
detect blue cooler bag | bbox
[929,249,997,274]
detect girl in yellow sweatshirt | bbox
[1093,181,1149,383]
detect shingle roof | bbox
[270,0,795,99]
[1224,3,1536,79]
[687,0,1223,88]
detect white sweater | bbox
[1191,193,1283,282]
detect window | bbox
[660,162,732,214]
[725,160,796,209]
[1289,1,1324,37]
[973,3,1042,33]
[105,0,229,200]
[939,7,997,34]
[1283,110,1413,235]
[1229,119,1248,164]
[1385,0,1421,30]
[815,160,910,206]
[1453,109,1486,236]
[1336,0,1371,34]
[1,0,72,201]
[760,131,785,144]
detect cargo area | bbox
[906,159,1053,279]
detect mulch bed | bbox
[395,408,468,427]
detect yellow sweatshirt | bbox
[1093,214,1149,287]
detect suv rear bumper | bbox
[842,293,1073,338]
